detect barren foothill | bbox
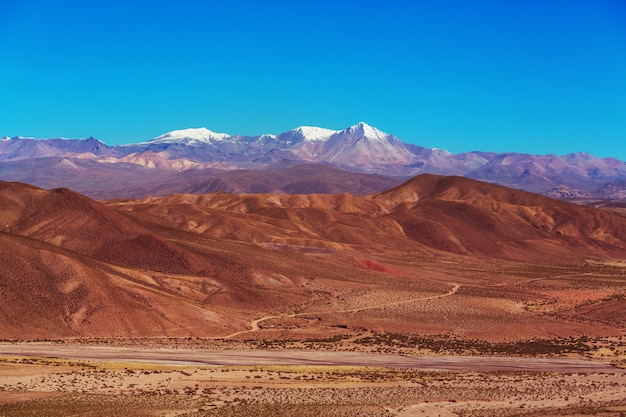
[3,176,626,341]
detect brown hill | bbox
[0,232,214,337]
[0,181,214,275]
[373,175,626,260]
[116,175,626,262]
[1,182,138,254]
[0,182,322,337]
[114,191,415,254]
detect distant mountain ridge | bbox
[2,122,626,199]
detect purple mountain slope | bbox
[0,136,114,160]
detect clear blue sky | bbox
[1,0,625,159]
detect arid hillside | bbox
[375,175,626,261]
[0,181,317,338]
[1,175,625,340]
[116,174,626,262]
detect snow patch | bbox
[431,147,451,155]
[257,133,278,139]
[347,122,390,141]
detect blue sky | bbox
[1,0,625,159]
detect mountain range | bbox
[2,122,626,199]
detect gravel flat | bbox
[0,344,621,373]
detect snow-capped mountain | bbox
[2,122,626,198]
[145,128,231,145]
[115,122,424,171]
[302,122,417,169]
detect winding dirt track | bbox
[224,284,461,339]
[0,344,621,373]
[224,273,588,340]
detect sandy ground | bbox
[1,344,626,417]
[0,344,621,373]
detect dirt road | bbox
[0,344,621,373]
[224,283,461,339]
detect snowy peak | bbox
[290,126,339,142]
[345,122,390,141]
[288,123,390,143]
[148,128,231,145]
